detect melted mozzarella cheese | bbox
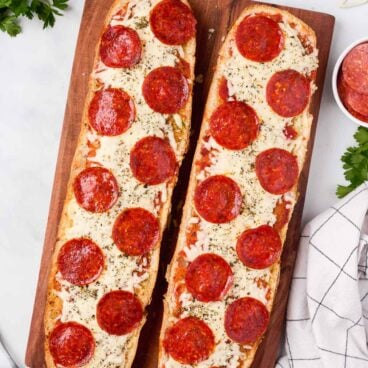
[161,14,318,368]
[95,0,187,157]
[53,0,192,366]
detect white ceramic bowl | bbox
[332,37,368,127]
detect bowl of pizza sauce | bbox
[332,37,368,126]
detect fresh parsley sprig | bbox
[0,0,68,37]
[337,127,368,198]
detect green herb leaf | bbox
[53,0,68,11]
[0,0,68,36]
[0,15,21,36]
[0,0,12,9]
[336,184,355,199]
[9,0,29,16]
[354,127,368,145]
[336,126,368,198]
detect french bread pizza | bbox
[159,4,318,368]
[44,0,196,367]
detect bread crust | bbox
[159,4,317,368]
[44,0,196,367]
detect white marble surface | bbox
[0,0,367,366]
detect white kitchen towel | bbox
[277,183,368,368]
[0,341,14,368]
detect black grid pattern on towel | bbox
[276,184,368,367]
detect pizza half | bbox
[159,4,318,368]
[44,0,196,367]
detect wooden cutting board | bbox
[25,1,334,367]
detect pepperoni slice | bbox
[224,297,269,344]
[97,290,143,336]
[150,0,196,46]
[185,253,233,302]
[235,15,284,62]
[100,25,142,68]
[209,101,259,150]
[266,69,311,117]
[130,136,177,185]
[142,66,189,114]
[88,88,135,136]
[342,43,368,95]
[194,175,242,224]
[256,148,298,195]
[163,317,215,364]
[338,77,368,122]
[49,322,95,367]
[57,238,104,286]
[338,75,368,117]
[347,107,368,123]
[236,225,282,269]
[73,167,119,212]
[112,208,160,256]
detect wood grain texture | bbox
[25,1,334,367]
